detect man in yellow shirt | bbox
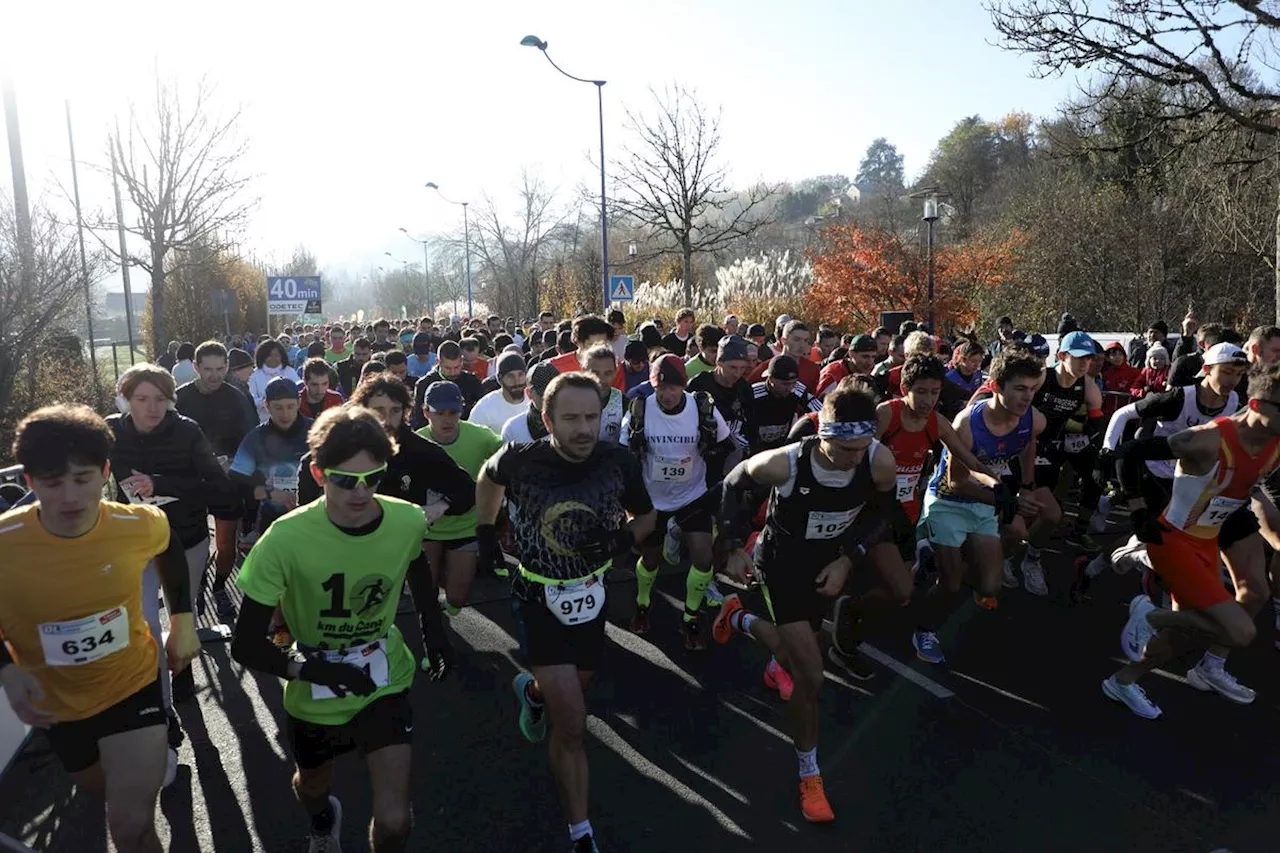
[0,404,200,853]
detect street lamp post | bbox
[521,35,610,310]
[398,227,433,315]
[425,182,472,318]
[923,197,938,334]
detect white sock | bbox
[796,747,819,780]
[569,819,592,841]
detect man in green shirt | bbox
[231,406,429,852]
[416,381,504,612]
[323,326,349,365]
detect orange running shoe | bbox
[763,658,794,701]
[973,593,999,611]
[799,775,835,823]
[713,594,744,644]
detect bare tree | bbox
[986,0,1280,320]
[0,201,102,416]
[612,85,778,305]
[102,74,255,354]
[472,170,564,317]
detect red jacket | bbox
[1130,366,1168,400]
[299,389,343,418]
[1101,360,1141,416]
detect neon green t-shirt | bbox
[236,496,427,725]
[415,420,503,541]
[324,348,346,364]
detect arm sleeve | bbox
[1118,436,1176,498]
[297,453,322,506]
[619,452,656,516]
[1133,386,1185,421]
[230,596,299,679]
[1172,334,1197,361]
[154,529,193,615]
[1103,402,1140,451]
[720,459,764,542]
[423,442,477,516]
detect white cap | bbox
[1202,342,1248,367]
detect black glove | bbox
[299,657,377,698]
[992,483,1020,526]
[575,526,635,564]
[1130,506,1167,545]
[476,523,502,575]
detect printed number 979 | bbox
[560,595,596,615]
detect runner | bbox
[621,354,732,649]
[229,377,313,540]
[747,354,822,452]
[0,404,201,853]
[688,335,756,466]
[1010,330,1097,593]
[174,341,258,619]
[468,352,528,435]
[502,361,562,444]
[410,341,484,429]
[417,382,504,608]
[814,334,879,398]
[292,374,473,679]
[748,319,821,391]
[713,380,900,823]
[231,406,428,851]
[249,339,301,423]
[299,358,346,418]
[578,345,625,443]
[683,324,723,378]
[334,337,372,397]
[476,372,656,852]
[914,349,1049,663]
[1105,362,1280,719]
[550,315,626,391]
[661,307,696,356]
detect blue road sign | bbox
[267,276,322,315]
[609,275,634,302]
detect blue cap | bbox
[424,381,463,413]
[1058,330,1097,357]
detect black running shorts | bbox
[515,588,607,672]
[44,678,166,774]
[286,690,413,770]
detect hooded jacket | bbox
[106,410,237,547]
[1100,346,1141,416]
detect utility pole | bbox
[110,146,138,361]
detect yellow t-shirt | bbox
[0,502,169,722]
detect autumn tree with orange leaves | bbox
[805,222,1021,333]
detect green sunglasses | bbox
[321,463,389,490]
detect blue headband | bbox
[817,420,877,440]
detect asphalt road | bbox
[3,516,1278,853]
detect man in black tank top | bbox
[712,383,906,825]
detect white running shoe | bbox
[1020,555,1048,596]
[1102,675,1162,719]
[307,795,343,853]
[1186,663,1256,705]
[1090,495,1110,533]
[662,518,683,565]
[163,747,178,788]
[1001,557,1019,589]
[1120,594,1157,662]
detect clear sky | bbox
[3,0,1084,291]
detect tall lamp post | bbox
[908,185,948,334]
[399,227,433,315]
[425,182,472,318]
[520,35,611,309]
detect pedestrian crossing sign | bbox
[609,275,634,302]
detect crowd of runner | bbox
[3,305,1280,852]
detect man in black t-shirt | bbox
[688,335,756,462]
[748,354,821,451]
[411,341,484,429]
[476,373,655,853]
[661,307,696,357]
